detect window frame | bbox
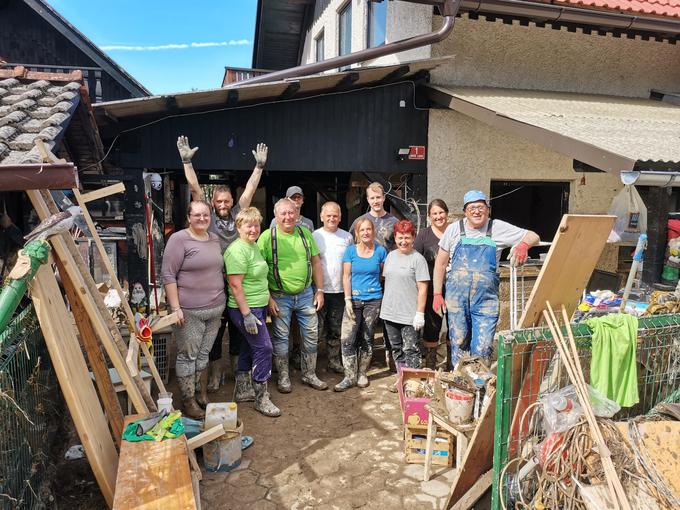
[367,0,387,48]
[315,29,325,62]
[337,0,352,58]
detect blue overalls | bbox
[445,219,500,367]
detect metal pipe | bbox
[239,0,462,86]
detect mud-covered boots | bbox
[177,374,205,420]
[229,354,239,381]
[207,360,222,393]
[334,354,357,392]
[327,341,344,374]
[234,371,256,402]
[253,381,281,417]
[301,352,328,390]
[195,369,210,408]
[273,355,292,393]
[357,352,372,388]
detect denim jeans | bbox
[270,286,319,358]
[318,293,344,352]
[383,320,421,369]
[340,298,382,358]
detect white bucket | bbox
[157,392,173,414]
[445,389,474,424]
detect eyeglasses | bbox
[466,205,488,213]
[190,214,210,219]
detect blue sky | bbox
[48,0,257,95]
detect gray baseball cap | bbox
[286,186,304,198]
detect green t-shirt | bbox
[224,238,270,308]
[257,226,320,294]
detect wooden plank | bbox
[446,389,496,509]
[26,189,154,413]
[81,182,126,203]
[56,256,124,448]
[150,312,179,333]
[451,470,493,510]
[31,264,117,507]
[187,424,227,451]
[73,187,167,395]
[637,421,680,498]
[113,415,196,510]
[509,214,615,458]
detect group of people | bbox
[161,137,540,420]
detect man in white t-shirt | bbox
[313,202,353,373]
[432,190,539,367]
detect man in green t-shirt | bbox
[258,198,327,393]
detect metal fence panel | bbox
[492,314,680,509]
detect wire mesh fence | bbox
[0,305,60,509]
[492,314,680,509]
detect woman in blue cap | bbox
[431,190,539,367]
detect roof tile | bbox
[555,0,680,18]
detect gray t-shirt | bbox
[269,215,314,232]
[209,203,241,253]
[350,212,398,251]
[380,250,430,325]
[439,218,527,264]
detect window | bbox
[315,30,325,62]
[338,2,352,57]
[368,0,387,48]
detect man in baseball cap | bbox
[431,190,539,367]
[269,186,315,231]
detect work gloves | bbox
[176,135,198,164]
[344,297,356,321]
[243,312,262,335]
[252,143,268,169]
[413,311,425,331]
[509,241,530,267]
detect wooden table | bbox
[112,415,197,510]
[423,404,475,482]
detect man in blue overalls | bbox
[431,190,539,367]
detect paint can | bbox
[444,388,474,424]
[203,403,242,472]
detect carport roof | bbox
[426,85,680,172]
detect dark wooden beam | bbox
[279,81,301,99]
[381,65,411,84]
[333,72,360,91]
[0,163,79,190]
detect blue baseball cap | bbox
[463,190,489,209]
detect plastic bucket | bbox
[157,392,173,414]
[445,389,474,424]
[203,419,244,473]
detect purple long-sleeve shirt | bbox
[161,229,226,310]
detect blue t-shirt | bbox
[342,244,388,300]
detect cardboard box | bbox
[404,425,453,466]
[397,368,435,428]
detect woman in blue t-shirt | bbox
[334,218,387,391]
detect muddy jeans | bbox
[270,286,319,357]
[173,303,225,378]
[318,293,344,355]
[341,298,381,358]
[383,320,421,369]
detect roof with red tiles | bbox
[554,0,680,19]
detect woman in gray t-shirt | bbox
[380,220,430,372]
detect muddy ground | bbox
[53,349,491,509]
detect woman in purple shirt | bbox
[161,200,226,419]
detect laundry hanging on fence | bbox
[584,313,639,407]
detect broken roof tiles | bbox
[0,75,82,165]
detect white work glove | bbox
[177,135,198,164]
[252,142,268,169]
[413,311,425,331]
[243,312,262,335]
[344,297,356,321]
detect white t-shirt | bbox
[312,227,353,293]
[439,218,527,264]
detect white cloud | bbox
[100,40,251,51]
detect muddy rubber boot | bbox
[195,369,210,408]
[177,375,205,420]
[327,343,344,374]
[253,381,281,417]
[273,355,292,393]
[301,352,328,390]
[230,354,239,381]
[234,371,256,402]
[357,352,372,388]
[334,354,357,392]
[207,360,222,393]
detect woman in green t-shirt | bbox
[224,207,280,417]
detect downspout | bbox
[239,0,462,86]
